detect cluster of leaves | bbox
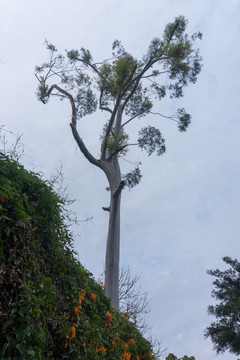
[205,257,240,356]
[138,127,165,156]
[0,153,158,359]
[100,124,130,160]
[166,355,195,360]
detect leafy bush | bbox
[0,153,156,359]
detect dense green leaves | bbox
[205,257,240,356]
[122,166,142,189]
[0,155,158,359]
[177,108,191,132]
[138,126,166,156]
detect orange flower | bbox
[96,346,107,353]
[74,289,86,316]
[74,304,82,316]
[121,352,131,360]
[0,195,5,202]
[129,339,135,344]
[80,289,86,300]
[114,333,120,340]
[105,311,112,326]
[90,293,96,301]
[83,341,86,349]
[124,312,129,318]
[65,326,76,348]
[136,356,140,360]
[69,326,76,338]
[112,340,117,348]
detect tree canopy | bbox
[35,15,202,187]
[205,257,240,356]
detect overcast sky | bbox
[1,0,240,359]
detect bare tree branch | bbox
[102,206,110,212]
[106,143,138,162]
[121,112,145,128]
[47,84,102,169]
[99,89,112,113]
[118,267,151,334]
[149,111,179,125]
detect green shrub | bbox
[0,153,155,359]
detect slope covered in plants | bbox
[0,153,156,359]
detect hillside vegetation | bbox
[0,153,155,359]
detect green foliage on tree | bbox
[166,354,195,360]
[205,257,240,356]
[35,15,202,309]
[0,153,157,359]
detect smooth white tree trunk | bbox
[103,158,122,310]
[105,192,121,310]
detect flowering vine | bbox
[63,286,156,359]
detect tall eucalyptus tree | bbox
[35,15,202,310]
